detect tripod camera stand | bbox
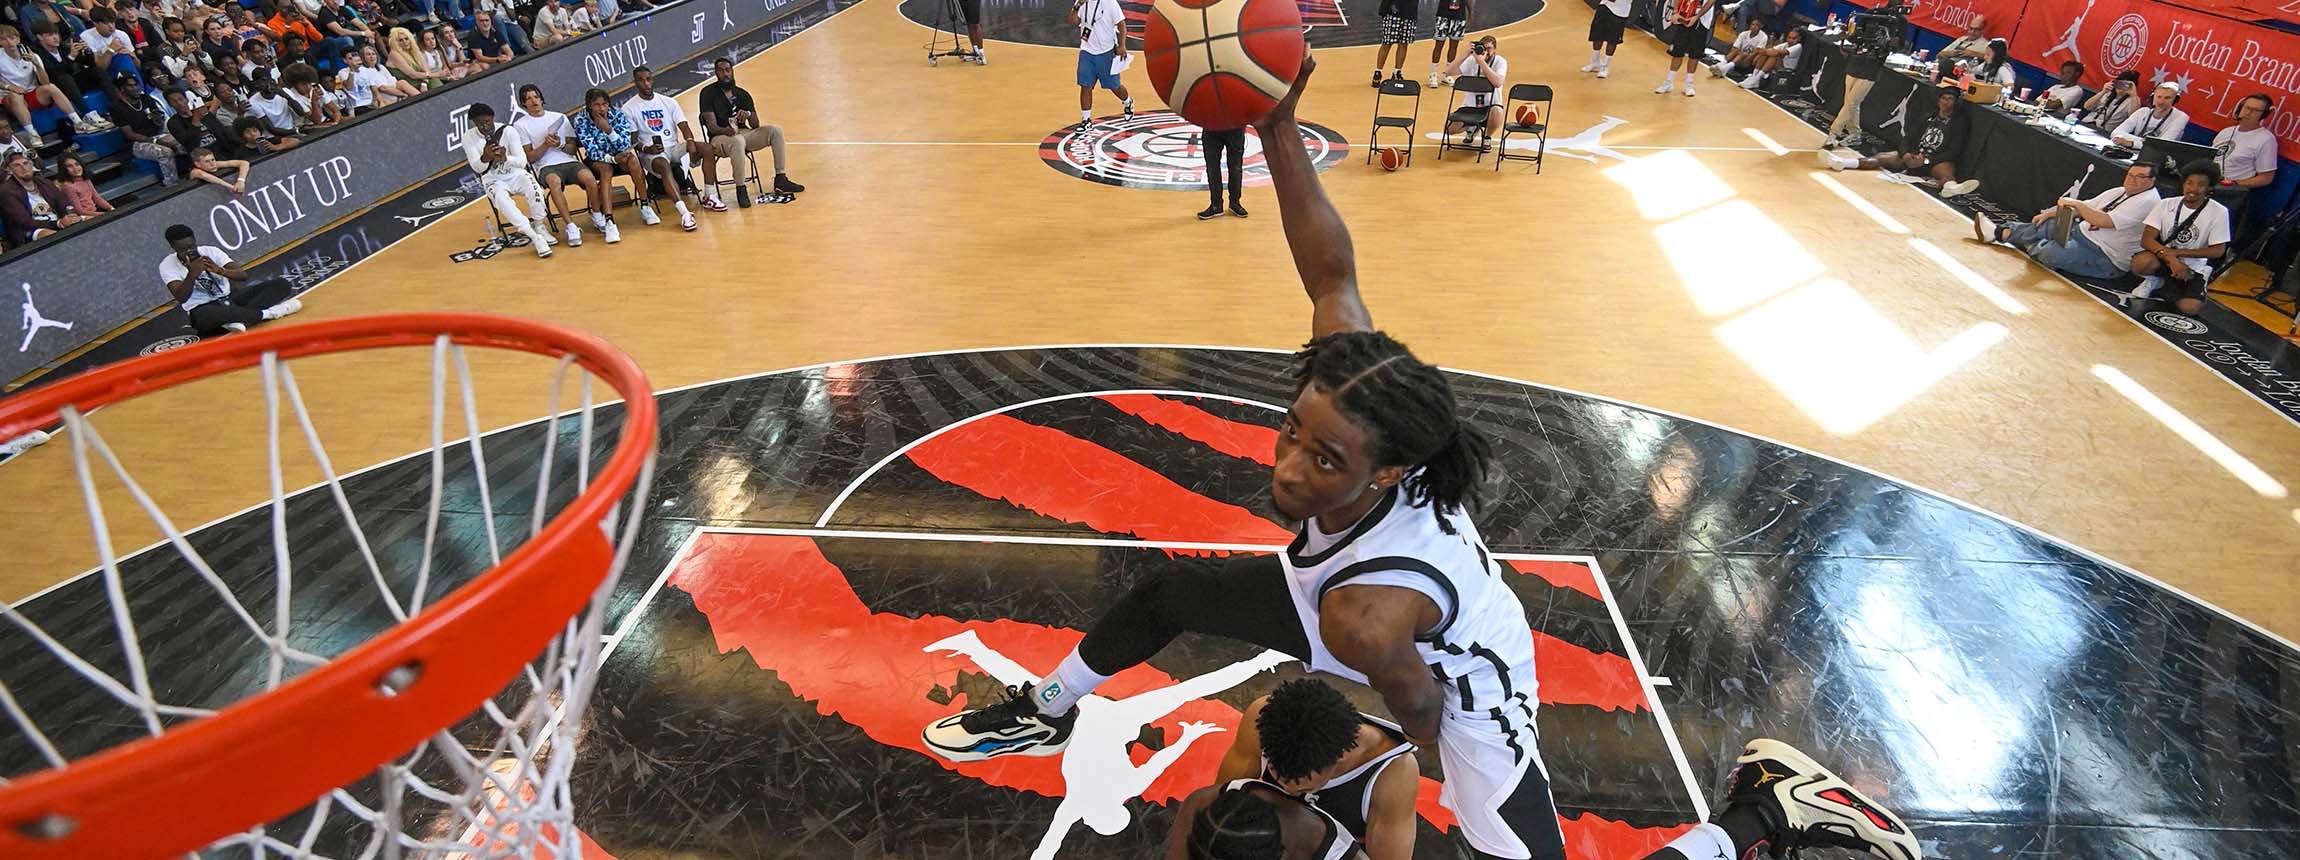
[926,0,981,66]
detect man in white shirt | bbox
[1975,162,2162,280]
[2038,60,2086,112]
[242,68,302,136]
[2214,94,2279,191]
[1940,15,1991,61]
[1709,18,1767,79]
[337,48,416,114]
[78,6,141,80]
[1069,0,1133,129]
[2131,161,2233,316]
[1444,35,1505,141]
[2109,83,2189,148]
[458,101,556,258]
[160,223,304,335]
[513,82,616,246]
[622,65,718,222]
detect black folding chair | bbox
[1494,84,1551,173]
[1438,76,1495,162]
[1367,77,1420,167]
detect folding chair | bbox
[1367,77,1420,167]
[1494,84,1550,173]
[1437,76,1495,162]
[711,145,766,202]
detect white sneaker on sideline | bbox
[603,221,623,244]
[262,298,303,321]
[566,223,583,247]
[2134,276,2163,298]
[1580,62,1600,73]
[1655,81,1675,94]
[222,322,249,333]
[1684,83,1697,97]
[531,220,557,245]
[639,204,661,226]
[529,232,554,257]
[679,210,697,231]
[1942,179,1981,198]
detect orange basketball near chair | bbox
[1513,104,1540,127]
[1142,0,1307,130]
[1379,147,1407,171]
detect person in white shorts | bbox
[511,82,616,247]
[458,101,554,258]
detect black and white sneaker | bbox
[922,682,1079,762]
[1722,739,1921,860]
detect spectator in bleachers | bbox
[157,16,202,77]
[2081,70,2139,128]
[413,26,471,81]
[109,68,182,184]
[2039,61,2085,112]
[242,68,305,135]
[341,44,414,109]
[164,86,226,153]
[0,24,103,135]
[15,1,86,39]
[1821,84,1980,197]
[347,0,406,37]
[459,100,557,257]
[227,5,272,47]
[313,0,378,55]
[469,0,533,53]
[2130,160,2232,316]
[512,82,615,245]
[80,6,144,82]
[238,38,278,85]
[25,23,118,127]
[531,0,575,48]
[572,85,693,232]
[412,0,470,27]
[54,154,109,216]
[279,31,316,68]
[569,0,607,33]
[230,115,299,155]
[1974,162,2161,280]
[2109,82,2188,148]
[0,113,35,157]
[268,4,348,69]
[199,14,242,73]
[464,10,515,69]
[187,147,251,192]
[1737,26,1801,90]
[161,222,303,335]
[384,26,449,86]
[279,61,343,126]
[698,56,804,203]
[623,65,722,212]
[0,150,84,244]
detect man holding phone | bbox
[158,223,303,336]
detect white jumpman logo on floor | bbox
[1424,116,1631,162]
[18,282,72,352]
[923,631,1291,860]
[2044,0,2096,61]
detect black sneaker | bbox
[773,175,806,193]
[1371,70,1383,87]
[737,187,753,208]
[1721,739,1921,860]
[1198,203,1224,220]
[1229,201,1248,218]
[922,682,1079,761]
[1123,102,1136,118]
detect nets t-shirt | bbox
[621,92,685,149]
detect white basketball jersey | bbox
[1278,486,1541,764]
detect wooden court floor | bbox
[3,0,2297,640]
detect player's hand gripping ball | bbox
[1142,0,1308,130]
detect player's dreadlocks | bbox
[1294,331,1494,534]
[1187,786,1286,860]
[1257,678,1362,784]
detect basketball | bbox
[1142,0,1307,130]
[1379,146,1407,171]
[1514,104,1540,127]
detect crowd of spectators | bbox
[0,0,669,251]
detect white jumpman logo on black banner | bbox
[18,282,72,352]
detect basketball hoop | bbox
[0,314,658,860]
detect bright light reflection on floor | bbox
[1907,238,2029,315]
[1655,200,1827,316]
[2092,365,2289,498]
[1740,128,1790,156]
[1603,149,1738,221]
[1811,172,1910,234]
[1717,280,2008,434]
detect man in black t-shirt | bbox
[1371,0,1416,87]
[1820,85,1977,196]
[1427,0,1467,87]
[697,57,804,206]
[109,70,181,184]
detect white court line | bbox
[1740,77,2300,432]
[811,388,1286,527]
[599,529,705,663]
[1581,552,1710,821]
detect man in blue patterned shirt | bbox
[571,86,694,232]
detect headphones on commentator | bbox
[2241,93,2275,118]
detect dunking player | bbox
[923,48,1922,860]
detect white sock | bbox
[1035,649,1112,716]
[1590,49,1603,65]
[1121,97,1134,111]
[1656,822,1734,860]
[1749,70,1766,83]
[674,200,691,217]
[1600,55,1611,69]
[65,110,83,124]
[1081,109,1092,123]
[591,212,607,229]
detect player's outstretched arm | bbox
[1251,48,1373,339]
[1319,586,1444,744]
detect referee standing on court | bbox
[1071,0,1134,129]
[1198,124,1247,221]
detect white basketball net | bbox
[0,334,655,860]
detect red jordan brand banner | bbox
[1838,0,2034,40]
[2009,0,2300,160]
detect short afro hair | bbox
[1256,678,1361,783]
[1186,786,1285,860]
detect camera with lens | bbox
[1471,41,1488,55]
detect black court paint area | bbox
[3,347,2296,858]
[899,0,1546,51]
